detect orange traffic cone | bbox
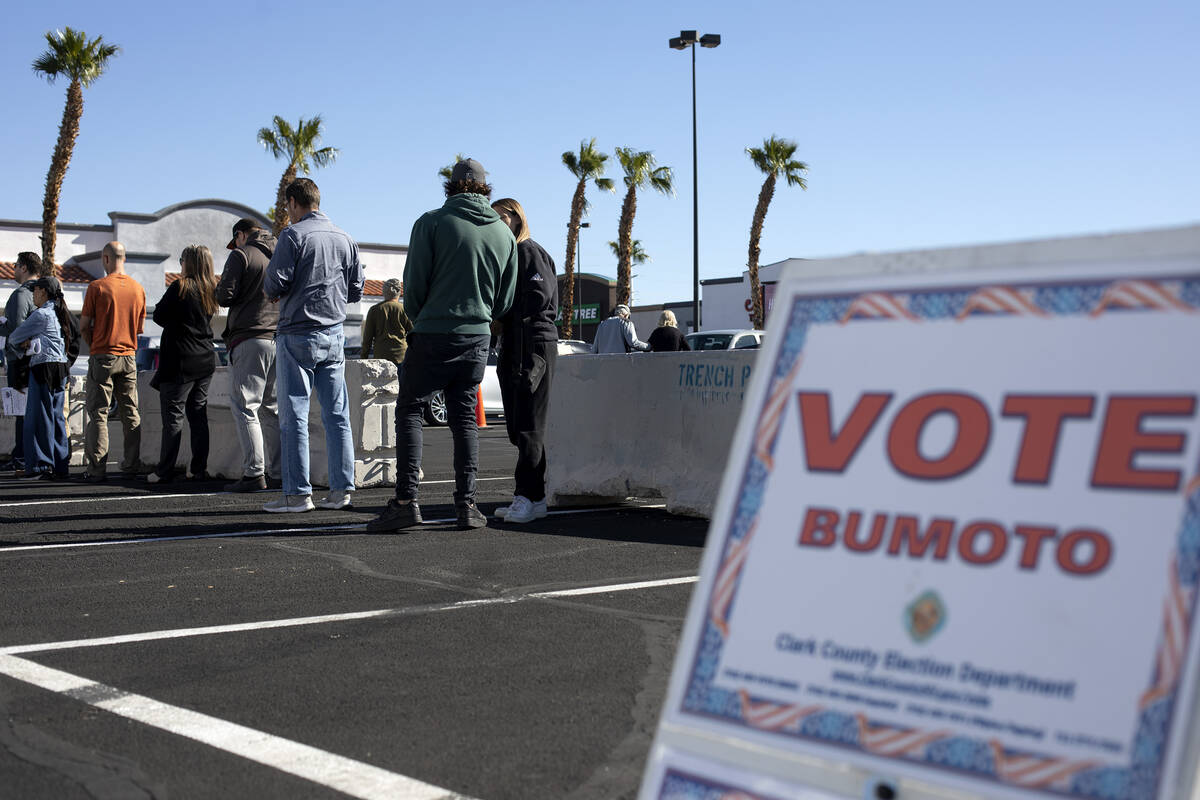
[475,384,487,427]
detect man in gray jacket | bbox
[1,252,48,472]
[263,179,364,513]
[591,304,649,354]
[217,218,281,493]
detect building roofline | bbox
[109,199,271,227]
[0,218,112,233]
[359,242,409,253]
[700,276,743,286]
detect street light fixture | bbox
[668,28,720,333]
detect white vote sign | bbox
[642,263,1200,800]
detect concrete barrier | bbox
[545,350,757,517]
[0,359,400,486]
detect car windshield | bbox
[686,333,733,351]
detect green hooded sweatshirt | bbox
[403,194,518,335]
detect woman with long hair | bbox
[9,275,71,480]
[490,197,558,524]
[148,244,218,483]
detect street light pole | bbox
[669,30,720,334]
[577,222,589,339]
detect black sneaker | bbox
[83,472,107,484]
[455,501,487,530]
[265,476,282,490]
[366,499,422,533]
[225,475,267,493]
[18,470,50,481]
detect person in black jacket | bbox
[491,198,558,524]
[647,310,691,352]
[147,244,218,484]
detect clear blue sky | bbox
[2,0,1197,305]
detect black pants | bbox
[157,376,211,478]
[395,333,489,504]
[499,339,557,502]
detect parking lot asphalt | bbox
[0,425,708,799]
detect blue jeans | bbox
[24,367,69,476]
[275,327,354,496]
[395,333,488,504]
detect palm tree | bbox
[438,153,467,181]
[608,239,650,267]
[561,139,614,337]
[614,148,673,306]
[257,115,339,234]
[32,27,120,271]
[746,136,808,328]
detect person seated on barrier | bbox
[591,304,649,354]
[647,310,691,352]
[147,245,218,484]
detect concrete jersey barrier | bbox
[545,350,757,517]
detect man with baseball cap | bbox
[367,158,517,532]
[216,217,281,492]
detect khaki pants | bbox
[84,354,142,475]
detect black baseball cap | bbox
[450,158,487,183]
[227,218,261,250]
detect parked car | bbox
[133,336,228,372]
[557,339,592,356]
[684,329,766,351]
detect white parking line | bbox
[0,655,472,800]
[0,572,694,656]
[0,504,668,553]
[0,476,515,508]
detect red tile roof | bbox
[0,262,95,284]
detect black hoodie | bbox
[500,238,559,349]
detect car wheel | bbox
[424,390,448,426]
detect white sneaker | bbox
[500,495,547,523]
[263,495,315,513]
[317,490,353,510]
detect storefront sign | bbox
[643,265,1200,800]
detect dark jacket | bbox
[217,229,279,351]
[152,282,216,385]
[361,298,413,363]
[500,238,559,350]
[647,326,690,352]
[403,194,517,335]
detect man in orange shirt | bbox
[80,241,150,481]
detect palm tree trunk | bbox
[272,164,297,235]
[40,79,84,273]
[563,178,587,339]
[747,173,776,329]
[616,185,637,306]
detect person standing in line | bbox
[646,310,691,352]
[591,304,649,354]
[489,198,558,525]
[8,275,71,480]
[81,241,150,482]
[216,217,281,492]
[147,245,218,484]
[0,252,47,473]
[366,158,517,533]
[360,278,413,365]
[263,178,364,513]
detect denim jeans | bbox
[228,338,280,480]
[395,333,488,504]
[24,368,69,476]
[156,376,211,478]
[275,326,354,496]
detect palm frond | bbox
[594,177,615,193]
[31,27,119,87]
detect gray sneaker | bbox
[317,490,353,510]
[263,495,315,513]
[455,501,487,530]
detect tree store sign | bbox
[642,265,1200,800]
[556,303,600,327]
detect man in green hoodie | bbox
[367,159,517,532]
